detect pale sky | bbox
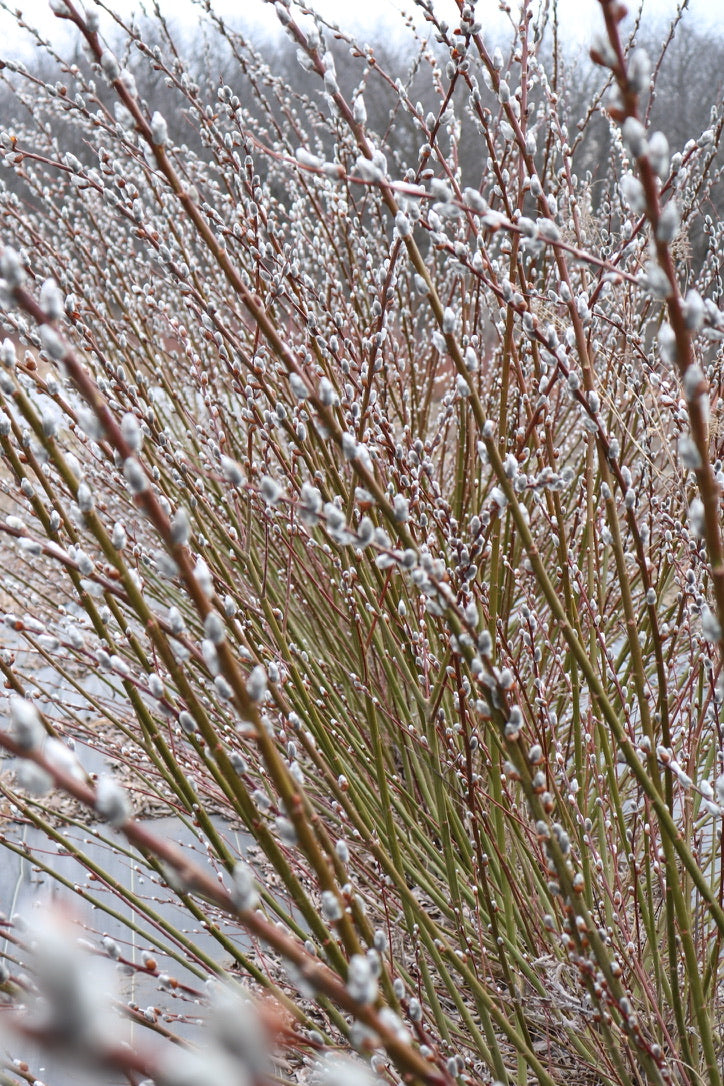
[1,0,721,63]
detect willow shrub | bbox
[0,1,723,1084]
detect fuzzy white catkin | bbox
[231,862,259,911]
[120,412,142,451]
[258,476,282,509]
[27,911,118,1047]
[314,1055,382,1086]
[0,246,24,287]
[112,522,127,550]
[100,51,120,81]
[150,111,169,146]
[16,760,53,796]
[295,147,323,169]
[170,507,190,545]
[123,457,148,494]
[10,697,44,751]
[193,556,214,597]
[39,324,65,360]
[321,890,342,920]
[0,337,16,369]
[346,954,378,1004]
[204,610,226,644]
[39,277,64,320]
[246,664,267,702]
[221,455,244,486]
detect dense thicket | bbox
[0,3,722,1086]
